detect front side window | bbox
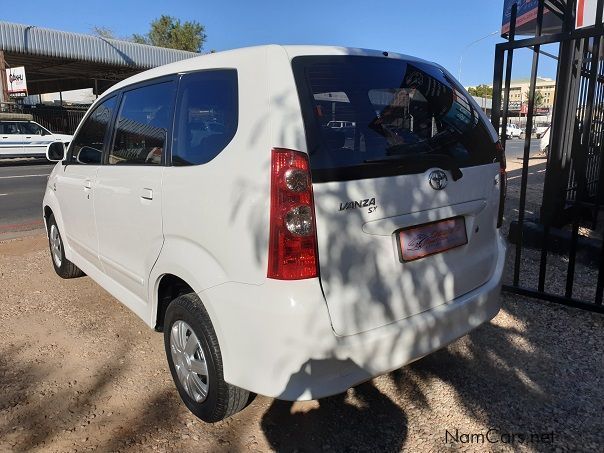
[0,122,20,134]
[172,70,238,166]
[70,96,117,165]
[108,81,176,166]
[19,122,48,135]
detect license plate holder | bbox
[396,216,468,262]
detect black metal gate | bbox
[493,0,604,313]
[22,105,87,135]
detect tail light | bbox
[268,148,318,280]
[496,141,507,228]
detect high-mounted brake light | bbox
[496,141,507,228]
[267,148,319,280]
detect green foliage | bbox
[467,84,493,98]
[132,15,206,52]
[525,90,544,107]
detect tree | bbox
[132,15,206,52]
[467,84,493,98]
[92,26,117,40]
[524,90,544,107]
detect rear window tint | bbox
[171,70,238,166]
[292,56,497,182]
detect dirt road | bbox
[0,235,602,452]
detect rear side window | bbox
[172,70,238,166]
[0,122,20,134]
[70,96,117,165]
[292,56,497,182]
[108,81,176,166]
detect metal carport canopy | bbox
[0,21,199,95]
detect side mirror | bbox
[46,141,66,162]
[76,146,102,164]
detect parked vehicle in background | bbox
[499,123,522,139]
[535,125,549,138]
[326,120,354,128]
[325,120,355,138]
[0,119,72,159]
[539,126,551,154]
[43,45,506,423]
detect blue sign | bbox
[502,0,564,35]
[502,0,541,35]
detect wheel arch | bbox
[154,273,195,332]
[148,235,228,329]
[43,205,53,232]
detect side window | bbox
[108,81,175,165]
[172,70,238,166]
[18,122,44,135]
[70,97,117,165]
[0,122,20,134]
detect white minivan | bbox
[43,45,507,423]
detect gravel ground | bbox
[0,234,602,453]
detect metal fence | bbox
[22,105,87,135]
[493,0,604,313]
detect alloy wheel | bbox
[170,320,209,402]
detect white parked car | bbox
[42,45,506,423]
[0,119,72,158]
[499,123,522,139]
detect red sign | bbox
[576,0,601,29]
[578,0,586,27]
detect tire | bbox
[164,293,250,422]
[47,214,85,279]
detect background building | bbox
[506,76,556,111]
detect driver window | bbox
[18,122,43,135]
[69,96,117,165]
[108,81,175,166]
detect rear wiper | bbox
[364,153,463,181]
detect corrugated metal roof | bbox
[0,21,199,69]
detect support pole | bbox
[0,51,9,108]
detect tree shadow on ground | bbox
[255,293,602,452]
[394,294,603,450]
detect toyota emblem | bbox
[428,170,448,190]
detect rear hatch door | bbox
[292,55,502,336]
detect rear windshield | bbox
[292,56,498,182]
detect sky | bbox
[2,0,559,87]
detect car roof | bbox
[101,45,435,100]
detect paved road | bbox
[0,159,54,233]
[504,137,542,161]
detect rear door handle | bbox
[140,188,153,200]
[84,180,92,190]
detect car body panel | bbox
[43,45,505,401]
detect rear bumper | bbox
[201,235,506,401]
